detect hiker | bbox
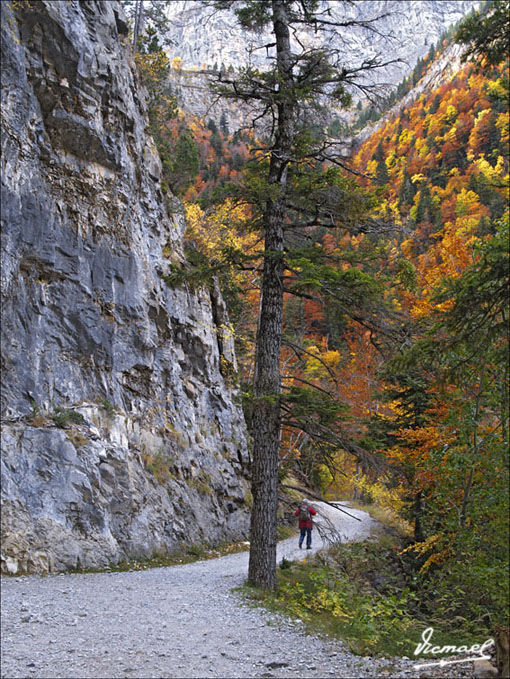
[294,498,317,549]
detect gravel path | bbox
[0,504,472,679]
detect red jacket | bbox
[294,505,317,529]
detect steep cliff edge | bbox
[0,0,250,575]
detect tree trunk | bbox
[132,0,145,51]
[353,462,362,501]
[495,626,510,679]
[413,490,424,542]
[248,0,295,590]
[248,219,284,589]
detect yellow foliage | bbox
[418,142,430,158]
[473,108,491,127]
[316,464,333,493]
[420,549,451,573]
[171,56,183,71]
[486,78,507,99]
[410,297,435,319]
[455,188,481,218]
[475,154,508,184]
[445,104,457,121]
[389,201,403,225]
[366,159,378,177]
[385,150,397,170]
[400,239,413,258]
[399,533,451,574]
[310,589,353,619]
[398,128,416,147]
[444,125,457,141]
[304,346,340,379]
[496,113,509,146]
[135,51,171,105]
[355,474,406,514]
[184,199,258,278]
[400,533,442,556]
[411,173,426,184]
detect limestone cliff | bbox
[164,0,479,134]
[0,0,250,575]
[166,0,478,77]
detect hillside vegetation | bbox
[131,0,509,646]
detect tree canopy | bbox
[201,0,400,589]
[456,0,510,68]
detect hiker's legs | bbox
[306,528,312,548]
[299,527,307,548]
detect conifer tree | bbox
[122,0,172,51]
[204,0,399,589]
[455,0,510,69]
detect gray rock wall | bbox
[0,0,250,574]
[164,1,479,89]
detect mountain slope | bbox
[163,1,480,136]
[166,0,479,86]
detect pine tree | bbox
[398,170,416,210]
[204,0,399,589]
[456,0,510,68]
[122,1,172,51]
[167,127,200,195]
[415,185,433,224]
[376,161,389,186]
[220,111,229,136]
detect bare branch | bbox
[281,374,338,397]
[280,483,363,521]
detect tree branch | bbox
[279,483,362,521]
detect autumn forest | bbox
[130,0,508,654]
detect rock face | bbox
[166,0,478,76]
[0,0,250,575]
[165,0,479,130]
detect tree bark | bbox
[132,0,145,51]
[413,490,424,542]
[248,0,295,590]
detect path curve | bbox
[0,503,453,678]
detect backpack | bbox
[299,505,310,521]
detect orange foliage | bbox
[353,57,508,320]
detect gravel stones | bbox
[0,507,476,679]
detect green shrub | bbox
[98,398,116,415]
[51,408,84,428]
[241,535,505,657]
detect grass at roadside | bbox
[67,525,297,575]
[5,524,298,578]
[348,501,413,537]
[277,523,298,541]
[62,540,251,575]
[238,533,487,658]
